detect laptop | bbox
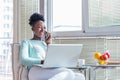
[34,44,83,68]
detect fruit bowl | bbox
[94,51,110,65]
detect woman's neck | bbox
[31,35,42,40]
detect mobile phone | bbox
[45,31,49,40]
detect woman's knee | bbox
[74,73,85,80]
[49,68,75,80]
[56,68,75,76]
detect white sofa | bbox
[11,43,28,80]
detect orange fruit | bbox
[94,52,101,59]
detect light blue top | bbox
[20,40,47,70]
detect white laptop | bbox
[34,44,83,68]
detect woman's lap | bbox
[28,66,85,80]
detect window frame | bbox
[46,0,120,37]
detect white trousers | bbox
[28,66,85,80]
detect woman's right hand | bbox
[44,31,52,44]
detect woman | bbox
[20,13,85,80]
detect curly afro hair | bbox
[29,13,45,27]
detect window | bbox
[52,0,82,32]
[86,0,120,33]
[4,15,10,20]
[89,0,120,27]
[4,0,12,3]
[4,32,10,37]
[47,0,120,37]
[4,24,9,28]
[4,7,10,12]
[0,0,13,80]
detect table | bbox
[83,65,120,80]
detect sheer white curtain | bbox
[18,0,40,41]
[89,0,120,27]
[13,0,40,80]
[0,0,13,80]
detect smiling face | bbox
[32,21,45,38]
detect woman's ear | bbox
[31,28,35,34]
[31,27,34,31]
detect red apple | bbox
[100,54,108,60]
[105,52,110,58]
